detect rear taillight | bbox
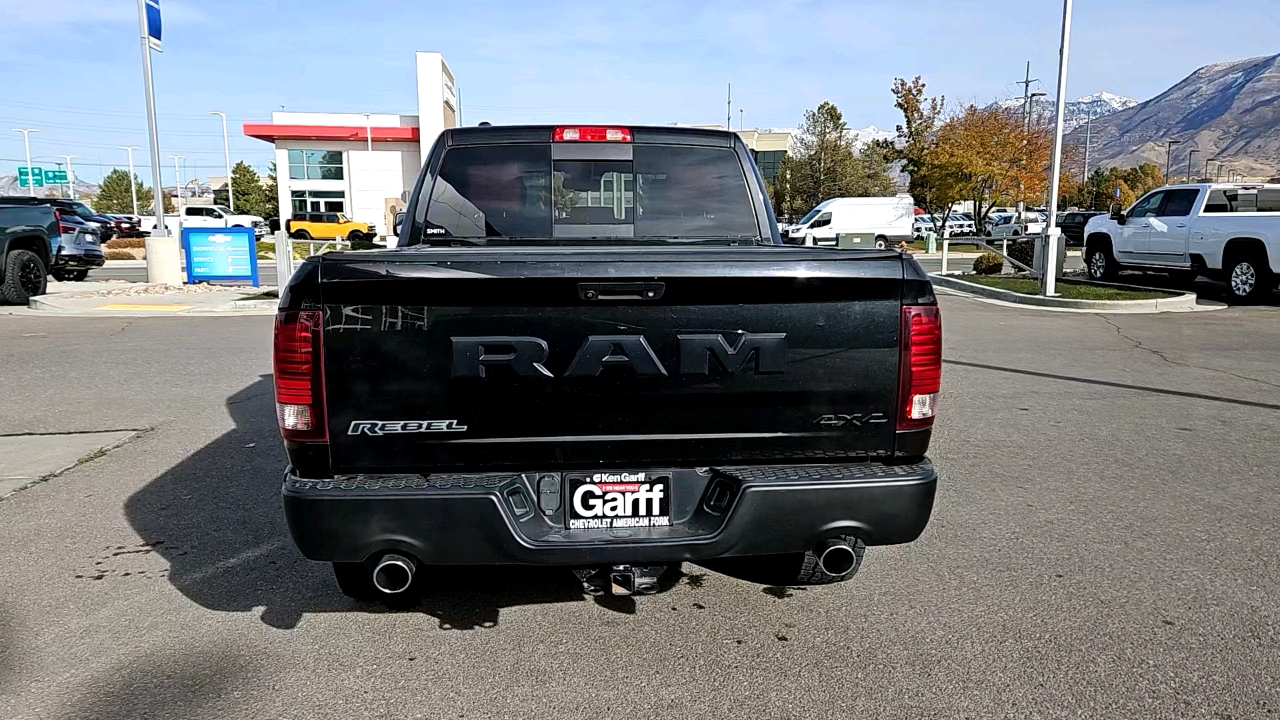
[553,126,632,142]
[898,305,942,431]
[273,310,327,441]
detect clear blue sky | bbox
[1,0,1276,184]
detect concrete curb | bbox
[25,290,278,317]
[929,272,1209,313]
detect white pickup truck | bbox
[141,205,268,239]
[1083,183,1280,301]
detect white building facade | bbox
[244,52,456,236]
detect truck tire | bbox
[1086,242,1118,281]
[1225,252,1273,302]
[2,249,47,305]
[52,269,89,282]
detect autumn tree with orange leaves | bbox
[931,104,1053,232]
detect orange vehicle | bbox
[286,212,376,242]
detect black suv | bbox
[1059,210,1105,246]
[0,197,117,243]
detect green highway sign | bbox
[44,169,68,185]
[17,166,44,188]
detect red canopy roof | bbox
[242,123,419,143]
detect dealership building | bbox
[244,51,791,237]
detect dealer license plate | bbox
[566,472,671,531]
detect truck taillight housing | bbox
[273,310,327,441]
[898,305,942,431]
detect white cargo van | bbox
[782,196,915,248]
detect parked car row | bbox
[140,204,269,239]
[912,213,977,238]
[0,199,106,303]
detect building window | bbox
[752,150,786,183]
[288,150,344,180]
[291,190,346,213]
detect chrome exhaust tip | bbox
[816,539,857,576]
[371,553,416,594]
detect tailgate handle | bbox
[579,282,665,301]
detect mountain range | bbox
[991,92,1139,132]
[1065,53,1280,180]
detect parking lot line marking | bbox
[95,304,192,312]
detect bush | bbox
[1009,239,1035,269]
[972,251,1004,275]
[104,249,136,260]
[105,237,146,249]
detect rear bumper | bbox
[53,247,105,269]
[282,460,937,565]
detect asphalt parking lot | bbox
[1,297,1278,719]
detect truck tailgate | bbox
[316,247,906,473]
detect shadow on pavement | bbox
[945,359,1280,411]
[55,648,252,720]
[1111,270,1280,307]
[123,376,608,631]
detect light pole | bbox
[209,111,234,211]
[1026,91,1048,132]
[739,108,744,131]
[119,146,141,216]
[362,112,372,152]
[1204,157,1214,183]
[61,155,77,200]
[169,155,185,215]
[12,128,39,197]
[1164,140,1182,185]
[1040,0,1073,298]
[1186,149,1198,185]
[1081,110,1093,184]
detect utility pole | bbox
[12,128,39,197]
[725,83,734,129]
[1164,140,1182,185]
[210,111,233,211]
[1186,149,1199,184]
[1081,111,1092,184]
[1041,0,1073,298]
[170,155,185,214]
[61,155,77,200]
[54,162,65,199]
[120,146,141,216]
[1016,61,1040,129]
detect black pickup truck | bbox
[275,125,941,601]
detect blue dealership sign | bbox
[145,0,163,51]
[182,226,259,286]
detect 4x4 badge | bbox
[814,413,888,427]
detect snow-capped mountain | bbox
[848,125,897,145]
[1066,53,1280,178]
[990,92,1138,131]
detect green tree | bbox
[259,162,279,219]
[94,168,155,215]
[783,101,896,211]
[226,161,268,217]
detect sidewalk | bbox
[16,280,278,317]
